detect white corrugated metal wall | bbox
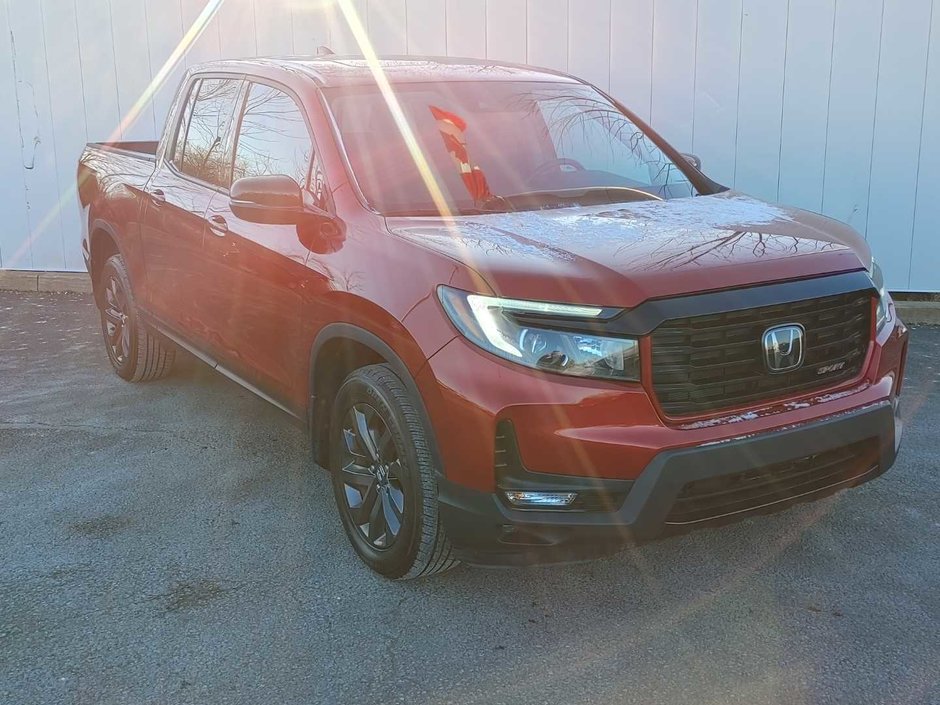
[0,0,937,290]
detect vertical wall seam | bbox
[251,0,259,55]
[443,0,448,54]
[484,0,489,57]
[178,0,186,62]
[605,0,611,89]
[649,0,656,122]
[523,0,528,65]
[105,0,122,139]
[73,0,90,143]
[908,0,935,287]
[565,0,571,73]
[215,0,222,57]
[399,0,407,52]
[288,0,295,54]
[0,0,12,267]
[820,0,839,214]
[37,0,66,268]
[7,0,33,268]
[863,0,887,241]
[525,0,529,64]
[775,0,792,203]
[732,0,745,188]
[141,0,157,136]
[690,0,699,154]
[562,0,567,70]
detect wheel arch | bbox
[308,323,442,474]
[88,220,124,308]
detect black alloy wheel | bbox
[97,254,175,382]
[329,364,457,579]
[102,274,131,366]
[338,403,407,550]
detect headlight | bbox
[868,258,893,332]
[438,287,639,381]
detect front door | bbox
[202,81,331,411]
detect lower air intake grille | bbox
[665,439,879,525]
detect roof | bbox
[194,55,581,88]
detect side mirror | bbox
[230,174,341,250]
[681,153,702,171]
[231,175,308,225]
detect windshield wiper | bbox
[381,207,500,217]
[380,188,660,217]
[382,194,518,217]
[500,186,663,209]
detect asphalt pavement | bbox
[1,290,937,705]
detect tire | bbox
[98,254,175,382]
[330,364,458,579]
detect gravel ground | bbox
[1,290,938,705]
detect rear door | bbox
[140,75,243,340]
[202,80,332,409]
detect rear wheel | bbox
[330,364,457,579]
[98,254,175,382]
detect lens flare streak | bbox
[10,0,227,269]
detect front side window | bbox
[232,83,313,189]
[177,77,243,188]
[324,81,697,215]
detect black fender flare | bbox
[89,219,123,254]
[308,323,444,475]
[87,219,126,304]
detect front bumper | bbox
[418,274,909,566]
[439,400,901,566]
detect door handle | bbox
[208,214,228,237]
[149,188,166,204]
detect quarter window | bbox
[177,77,242,188]
[232,83,313,188]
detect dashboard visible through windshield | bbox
[324,81,698,216]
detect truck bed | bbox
[85,140,159,161]
[77,141,159,209]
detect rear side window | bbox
[176,77,242,188]
[232,83,313,188]
[171,81,198,166]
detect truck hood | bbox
[386,191,872,308]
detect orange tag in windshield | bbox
[429,105,491,203]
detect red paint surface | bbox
[78,57,908,495]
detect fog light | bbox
[503,491,577,508]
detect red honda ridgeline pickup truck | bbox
[77,56,908,579]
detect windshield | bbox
[324,81,697,215]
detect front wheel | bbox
[330,364,458,579]
[98,254,175,382]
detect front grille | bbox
[651,291,872,417]
[666,439,879,525]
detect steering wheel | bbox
[530,157,586,180]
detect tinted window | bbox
[325,81,697,215]
[178,78,242,188]
[537,96,691,194]
[171,80,199,167]
[232,83,313,188]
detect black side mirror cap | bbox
[231,174,306,224]
[229,175,342,249]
